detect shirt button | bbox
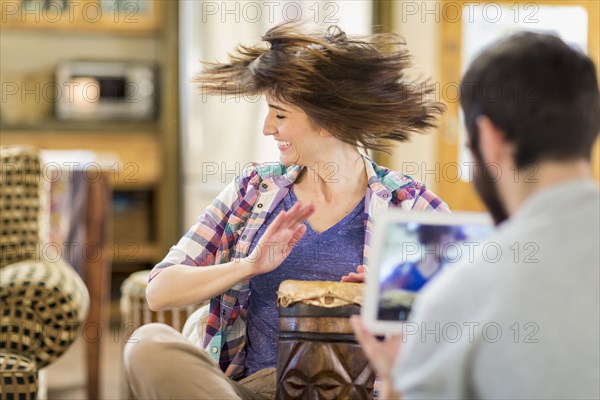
[262,183,268,189]
[383,194,390,198]
[212,346,218,354]
[257,203,263,208]
[242,234,247,240]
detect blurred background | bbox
[1,0,598,398]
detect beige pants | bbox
[124,323,277,400]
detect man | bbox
[352,32,600,399]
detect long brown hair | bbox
[194,22,445,152]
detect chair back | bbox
[0,146,48,269]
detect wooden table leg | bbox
[84,174,112,400]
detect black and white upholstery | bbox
[0,146,89,400]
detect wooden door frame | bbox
[373,0,599,209]
[437,0,600,210]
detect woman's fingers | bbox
[287,202,315,228]
[267,208,288,232]
[281,202,300,223]
[273,202,315,231]
[261,202,313,247]
[341,272,364,282]
[341,265,368,282]
[258,202,315,260]
[278,224,307,261]
[289,223,307,246]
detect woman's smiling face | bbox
[262,93,326,166]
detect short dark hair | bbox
[194,22,445,152]
[460,32,600,168]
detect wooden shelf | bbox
[1,120,158,133]
[0,131,162,187]
[0,0,164,33]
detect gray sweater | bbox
[393,179,600,399]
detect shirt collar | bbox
[260,154,404,202]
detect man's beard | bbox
[472,158,510,226]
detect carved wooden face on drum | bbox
[276,341,375,400]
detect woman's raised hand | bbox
[245,202,316,276]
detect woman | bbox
[124,22,449,399]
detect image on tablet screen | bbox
[377,222,493,321]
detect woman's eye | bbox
[276,114,285,120]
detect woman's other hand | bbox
[341,264,367,283]
[245,202,315,276]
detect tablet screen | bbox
[376,220,494,322]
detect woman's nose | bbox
[262,116,277,136]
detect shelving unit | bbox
[0,0,163,33]
[0,0,181,335]
[0,0,180,261]
[1,1,179,398]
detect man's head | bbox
[460,32,600,224]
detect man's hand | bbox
[351,315,403,399]
[341,264,367,283]
[245,202,315,277]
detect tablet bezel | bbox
[362,210,493,334]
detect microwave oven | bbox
[55,60,157,121]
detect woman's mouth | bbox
[277,140,292,151]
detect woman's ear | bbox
[319,128,332,137]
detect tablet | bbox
[362,211,494,334]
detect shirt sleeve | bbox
[391,268,476,399]
[148,175,248,282]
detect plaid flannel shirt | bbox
[150,154,449,378]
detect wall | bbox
[387,0,442,192]
[179,1,375,228]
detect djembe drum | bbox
[276,280,375,400]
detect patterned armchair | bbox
[0,146,89,400]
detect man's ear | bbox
[476,116,507,165]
